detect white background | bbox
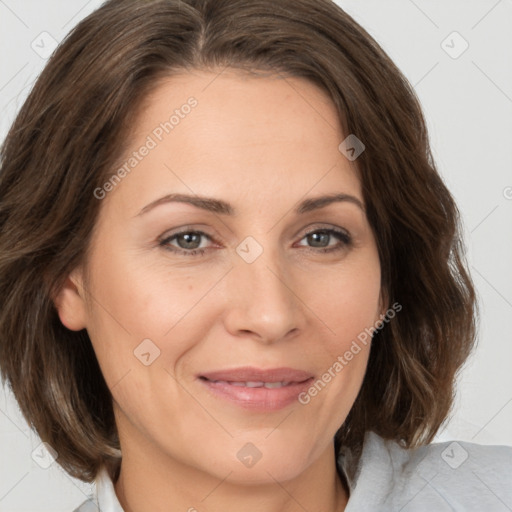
[0,1,511,510]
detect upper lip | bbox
[199,366,314,383]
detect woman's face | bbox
[58,69,383,484]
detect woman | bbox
[0,0,510,511]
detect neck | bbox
[114,432,349,512]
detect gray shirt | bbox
[74,431,512,511]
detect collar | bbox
[95,466,125,512]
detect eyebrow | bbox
[136,192,364,217]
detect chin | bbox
[225,459,309,486]
[201,439,315,486]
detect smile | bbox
[198,367,314,411]
[207,380,294,388]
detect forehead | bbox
[135,68,343,143]
[103,68,362,217]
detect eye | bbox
[159,230,213,256]
[159,226,352,257]
[296,227,352,253]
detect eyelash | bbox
[158,227,352,257]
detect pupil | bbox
[178,233,201,249]
[308,231,329,247]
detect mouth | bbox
[202,380,298,389]
[197,367,314,411]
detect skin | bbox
[55,68,385,512]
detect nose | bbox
[222,244,303,345]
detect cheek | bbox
[83,250,226,386]
[297,254,380,400]
[301,255,381,347]
[328,274,381,349]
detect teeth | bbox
[245,381,265,388]
[208,379,293,388]
[263,382,285,389]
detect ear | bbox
[52,268,88,331]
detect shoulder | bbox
[339,431,512,511]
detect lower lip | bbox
[199,378,314,412]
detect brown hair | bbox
[0,0,476,483]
